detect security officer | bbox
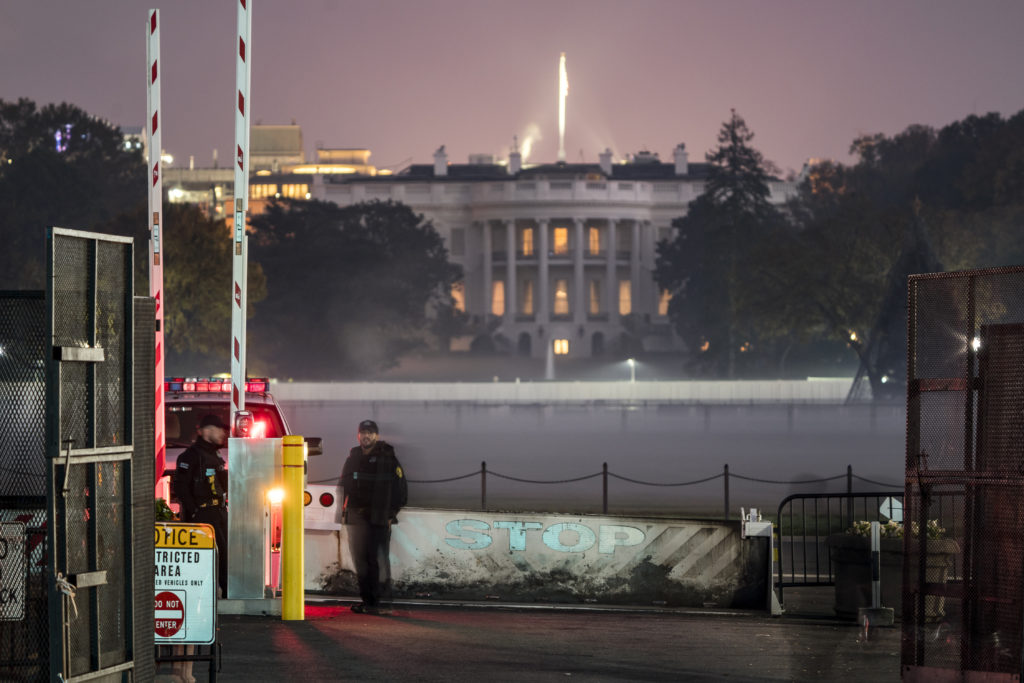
[338,420,407,614]
[172,413,229,597]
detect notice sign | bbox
[154,523,216,644]
[1,522,26,621]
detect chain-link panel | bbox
[51,235,91,349]
[95,241,128,448]
[59,363,90,452]
[0,293,46,498]
[132,296,156,681]
[58,462,94,678]
[95,462,127,667]
[904,267,1024,679]
[53,234,93,451]
[909,274,971,381]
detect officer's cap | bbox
[199,414,229,430]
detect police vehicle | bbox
[162,376,322,479]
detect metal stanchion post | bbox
[282,435,305,620]
[724,464,730,520]
[602,462,608,514]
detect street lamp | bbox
[627,358,636,384]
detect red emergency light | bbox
[164,377,270,393]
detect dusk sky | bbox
[3,1,1023,176]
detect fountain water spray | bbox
[558,52,568,162]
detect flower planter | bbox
[826,534,958,621]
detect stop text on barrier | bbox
[445,519,645,554]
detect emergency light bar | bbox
[164,377,269,393]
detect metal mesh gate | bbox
[904,267,1024,680]
[45,228,140,682]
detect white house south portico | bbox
[318,143,797,358]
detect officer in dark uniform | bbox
[172,413,229,597]
[338,420,408,614]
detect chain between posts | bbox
[310,465,899,517]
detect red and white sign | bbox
[154,590,184,637]
[154,523,217,644]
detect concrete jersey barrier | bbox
[305,506,769,608]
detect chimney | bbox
[433,145,448,177]
[674,143,689,176]
[508,135,522,175]
[508,150,521,175]
[599,148,613,176]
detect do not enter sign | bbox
[154,522,216,644]
[155,591,184,637]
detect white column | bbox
[573,218,585,324]
[538,218,549,324]
[482,221,493,318]
[631,220,641,317]
[606,219,618,324]
[505,219,517,323]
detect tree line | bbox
[655,107,1024,397]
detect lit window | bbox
[491,281,505,317]
[522,228,534,256]
[451,282,465,312]
[521,280,534,315]
[589,227,601,255]
[553,227,569,255]
[658,289,671,316]
[553,339,569,355]
[281,183,309,199]
[618,280,632,316]
[589,280,601,315]
[553,279,569,315]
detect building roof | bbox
[251,125,303,156]
[337,159,716,184]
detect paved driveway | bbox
[205,601,900,682]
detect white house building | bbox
[314,144,797,358]
[163,126,798,359]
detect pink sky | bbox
[2,0,1023,176]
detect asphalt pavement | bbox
[157,589,902,682]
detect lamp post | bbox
[627,358,635,384]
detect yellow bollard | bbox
[282,435,305,620]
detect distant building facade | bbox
[316,144,797,358]
[163,126,798,358]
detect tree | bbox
[762,110,1024,400]
[104,202,267,374]
[0,98,145,289]
[654,110,783,377]
[248,198,462,378]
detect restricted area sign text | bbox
[154,522,217,644]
